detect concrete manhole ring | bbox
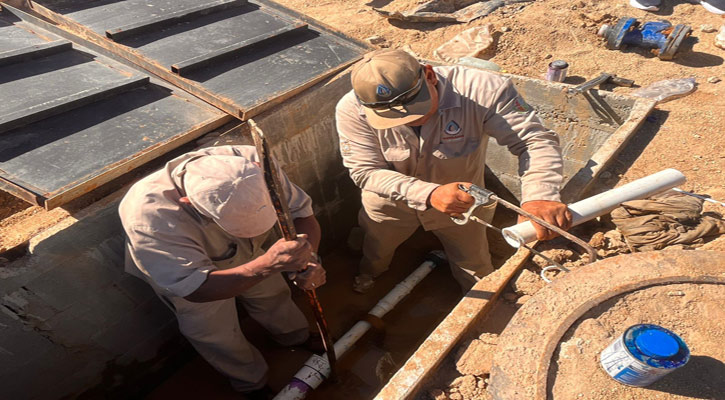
[488,250,725,400]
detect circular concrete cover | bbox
[488,250,725,400]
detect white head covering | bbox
[183,155,276,238]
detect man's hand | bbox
[518,200,572,240]
[294,256,326,290]
[429,182,475,218]
[261,234,312,273]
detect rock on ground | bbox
[511,268,545,296]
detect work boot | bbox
[629,0,661,11]
[352,274,375,293]
[701,0,725,14]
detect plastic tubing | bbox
[273,251,444,400]
[501,169,686,247]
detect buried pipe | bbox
[501,168,686,247]
[273,251,447,400]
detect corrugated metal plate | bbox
[31,0,368,119]
[0,8,231,208]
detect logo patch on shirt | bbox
[442,120,464,142]
[376,84,392,98]
[513,97,532,113]
[444,120,461,135]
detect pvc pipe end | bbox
[502,228,525,248]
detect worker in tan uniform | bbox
[336,49,572,293]
[119,145,325,397]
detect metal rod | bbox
[469,215,569,282]
[0,39,72,67]
[248,119,338,382]
[490,194,599,264]
[171,22,308,75]
[105,0,247,41]
[672,187,725,208]
[0,75,149,135]
[274,253,444,399]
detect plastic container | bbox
[600,324,690,387]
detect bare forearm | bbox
[294,215,321,251]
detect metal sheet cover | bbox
[0,9,227,208]
[34,0,367,118]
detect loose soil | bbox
[550,282,725,400]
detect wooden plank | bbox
[171,21,308,75]
[105,0,246,41]
[0,39,71,67]
[375,246,533,400]
[0,75,149,134]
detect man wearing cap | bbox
[119,145,325,396]
[337,49,571,293]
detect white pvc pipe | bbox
[501,169,686,247]
[273,251,445,400]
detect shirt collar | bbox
[435,72,461,111]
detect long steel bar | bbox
[170,22,308,75]
[248,119,338,382]
[468,215,570,274]
[0,75,149,134]
[105,0,247,41]
[0,39,72,67]
[491,194,599,264]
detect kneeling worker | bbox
[336,49,572,293]
[119,145,325,396]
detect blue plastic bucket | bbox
[600,324,690,387]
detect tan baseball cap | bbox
[183,155,277,238]
[351,49,432,129]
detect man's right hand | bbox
[428,182,475,218]
[262,234,312,273]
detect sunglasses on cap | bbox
[357,68,425,110]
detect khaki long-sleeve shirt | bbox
[336,66,563,230]
[119,145,313,298]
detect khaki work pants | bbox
[358,192,496,290]
[156,273,309,392]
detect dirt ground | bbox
[551,282,725,400]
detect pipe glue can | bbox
[546,60,568,82]
[600,324,690,387]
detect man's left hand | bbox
[518,200,572,241]
[294,257,326,290]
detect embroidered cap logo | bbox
[376,84,392,98]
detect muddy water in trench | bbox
[145,225,512,400]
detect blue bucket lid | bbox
[635,328,679,358]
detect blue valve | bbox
[598,17,692,60]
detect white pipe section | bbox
[501,169,686,247]
[273,251,445,400]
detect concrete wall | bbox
[0,71,358,399]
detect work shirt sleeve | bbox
[483,79,564,203]
[275,159,315,219]
[336,96,440,211]
[125,225,215,298]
